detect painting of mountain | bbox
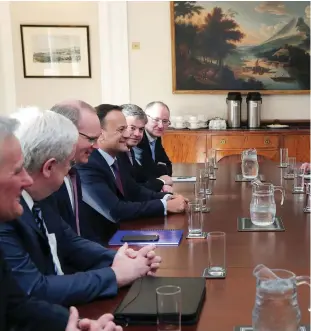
[171,1,310,94]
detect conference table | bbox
[79,160,310,330]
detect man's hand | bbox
[66,307,123,331]
[159,175,173,186]
[111,243,154,287]
[144,248,162,276]
[162,185,173,193]
[167,195,187,213]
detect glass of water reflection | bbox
[207,232,226,277]
[156,285,181,331]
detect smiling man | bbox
[0,114,122,331]
[136,101,173,178]
[50,100,102,240]
[76,104,186,244]
[120,103,172,192]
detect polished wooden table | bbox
[79,161,310,330]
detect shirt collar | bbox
[22,190,34,210]
[97,149,116,167]
[145,130,157,143]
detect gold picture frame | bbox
[171,1,310,95]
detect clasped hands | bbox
[111,243,161,287]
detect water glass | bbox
[199,168,212,195]
[206,161,216,180]
[206,148,217,169]
[304,183,311,213]
[207,232,226,277]
[284,157,296,179]
[194,182,209,212]
[241,149,259,179]
[187,201,203,235]
[279,148,288,167]
[156,285,181,331]
[293,167,305,193]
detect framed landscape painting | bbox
[20,25,91,78]
[171,1,310,94]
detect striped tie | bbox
[32,203,59,275]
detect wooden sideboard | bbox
[162,128,310,163]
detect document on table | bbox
[172,176,196,182]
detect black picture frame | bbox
[20,24,91,78]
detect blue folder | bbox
[108,229,183,246]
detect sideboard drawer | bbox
[244,135,279,149]
[212,135,245,149]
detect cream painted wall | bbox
[128,1,310,120]
[10,1,101,109]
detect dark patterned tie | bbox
[111,160,124,195]
[32,203,58,274]
[68,168,81,235]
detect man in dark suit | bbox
[76,104,187,243]
[0,108,160,308]
[135,101,173,178]
[120,103,173,193]
[51,100,103,242]
[0,114,122,331]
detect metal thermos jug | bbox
[226,92,242,128]
[247,92,262,128]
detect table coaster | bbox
[284,175,295,180]
[202,267,226,279]
[277,165,288,168]
[235,174,265,182]
[237,217,285,232]
[209,175,216,180]
[186,232,207,239]
[303,207,310,213]
[234,326,309,331]
[292,189,305,194]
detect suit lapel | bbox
[94,150,124,197]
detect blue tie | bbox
[32,203,58,274]
[150,140,156,161]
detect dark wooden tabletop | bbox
[78,160,310,330]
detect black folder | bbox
[114,276,206,325]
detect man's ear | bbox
[41,158,57,178]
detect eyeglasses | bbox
[79,132,99,145]
[147,115,171,127]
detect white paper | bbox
[172,176,196,182]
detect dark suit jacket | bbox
[76,150,167,243]
[0,250,69,331]
[118,149,164,192]
[52,170,102,244]
[135,131,172,177]
[0,196,118,307]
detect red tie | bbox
[112,160,124,195]
[68,169,81,235]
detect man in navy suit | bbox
[120,103,173,193]
[135,101,173,177]
[0,115,122,330]
[0,108,161,308]
[76,105,187,242]
[51,100,104,242]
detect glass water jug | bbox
[241,149,259,179]
[250,180,285,226]
[253,264,310,331]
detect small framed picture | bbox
[20,25,91,78]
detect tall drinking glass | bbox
[279,148,288,168]
[187,201,203,236]
[156,285,181,331]
[284,157,296,179]
[207,232,226,277]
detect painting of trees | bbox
[171,1,310,94]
